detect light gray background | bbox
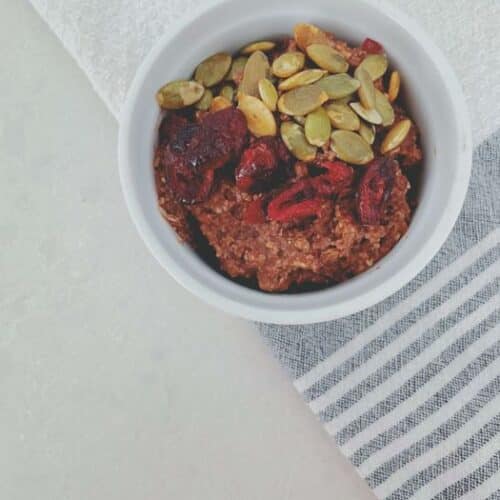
[0,2,374,499]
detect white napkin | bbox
[29,0,499,146]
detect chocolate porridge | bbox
[152,24,423,292]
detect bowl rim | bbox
[118,0,472,325]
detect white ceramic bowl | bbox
[119,0,472,325]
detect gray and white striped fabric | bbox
[260,130,500,500]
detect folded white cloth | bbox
[29,0,499,145]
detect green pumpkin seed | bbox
[210,95,232,112]
[278,85,329,116]
[306,44,349,73]
[258,78,278,111]
[355,66,376,109]
[334,95,354,105]
[238,94,277,137]
[194,53,232,87]
[388,71,401,102]
[331,130,374,165]
[305,107,331,147]
[280,122,317,161]
[359,122,376,145]
[380,119,412,154]
[314,73,360,100]
[325,102,360,131]
[239,51,270,97]
[294,23,330,51]
[374,89,395,126]
[227,56,248,82]
[358,54,389,81]
[350,102,382,125]
[195,88,214,110]
[278,69,327,91]
[156,80,205,109]
[241,40,276,54]
[272,51,305,78]
[219,85,235,102]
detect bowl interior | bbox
[120,0,471,324]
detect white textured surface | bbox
[0,2,374,499]
[28,0,500,145]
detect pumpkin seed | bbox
[227,56,248,82]
[238,94,277,137]
[195,88,214,110]
[314,73,360,100]
[374,89,395,126]
[210,95,232,112]
[331,130,374,165]
[239,51,270,97]
[355,66,376,110]
[241,40,276,54]
[380,119,411,154]
[359,122,376,145]
[278,85,329,116]
[280,122,317,161]
[388,70,401,102]
[278,69,327,91]
[350,102,382,125]
[306,44,349,73]
[358,54,389,80]
[156,80,205,109]
[239,50,269,97]
[219,85,234,102]
[194,53,232,87]
[305,107,331,146]
[294,23,330,51]
[325,102,360,131]
[334,95,354,105]
[272,51,305,78]
[258,78,278,111]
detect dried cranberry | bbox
[361,38,384,54]
[267,179,322,222]
[159,108,248,203]
[313,160,354,195]
[266,160,354,223]
[357,157,398,225]
[158,113,189,144]
[168,108,248,172]
[235,137,291,193]
[200,107,248,164]
[244,198,266,224]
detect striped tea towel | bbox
[260,129,500,499]
[27,0,500,498]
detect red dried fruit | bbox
[160,108,248,203]
[244,198,266,224]
[170,108,248,171]
[267,179,322,222]
[267,160,354,223]
[158,113,189,144]
[235,137,291,193]
[313,160,354,195]
[361,38,384,54]
[357,157,398,225]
